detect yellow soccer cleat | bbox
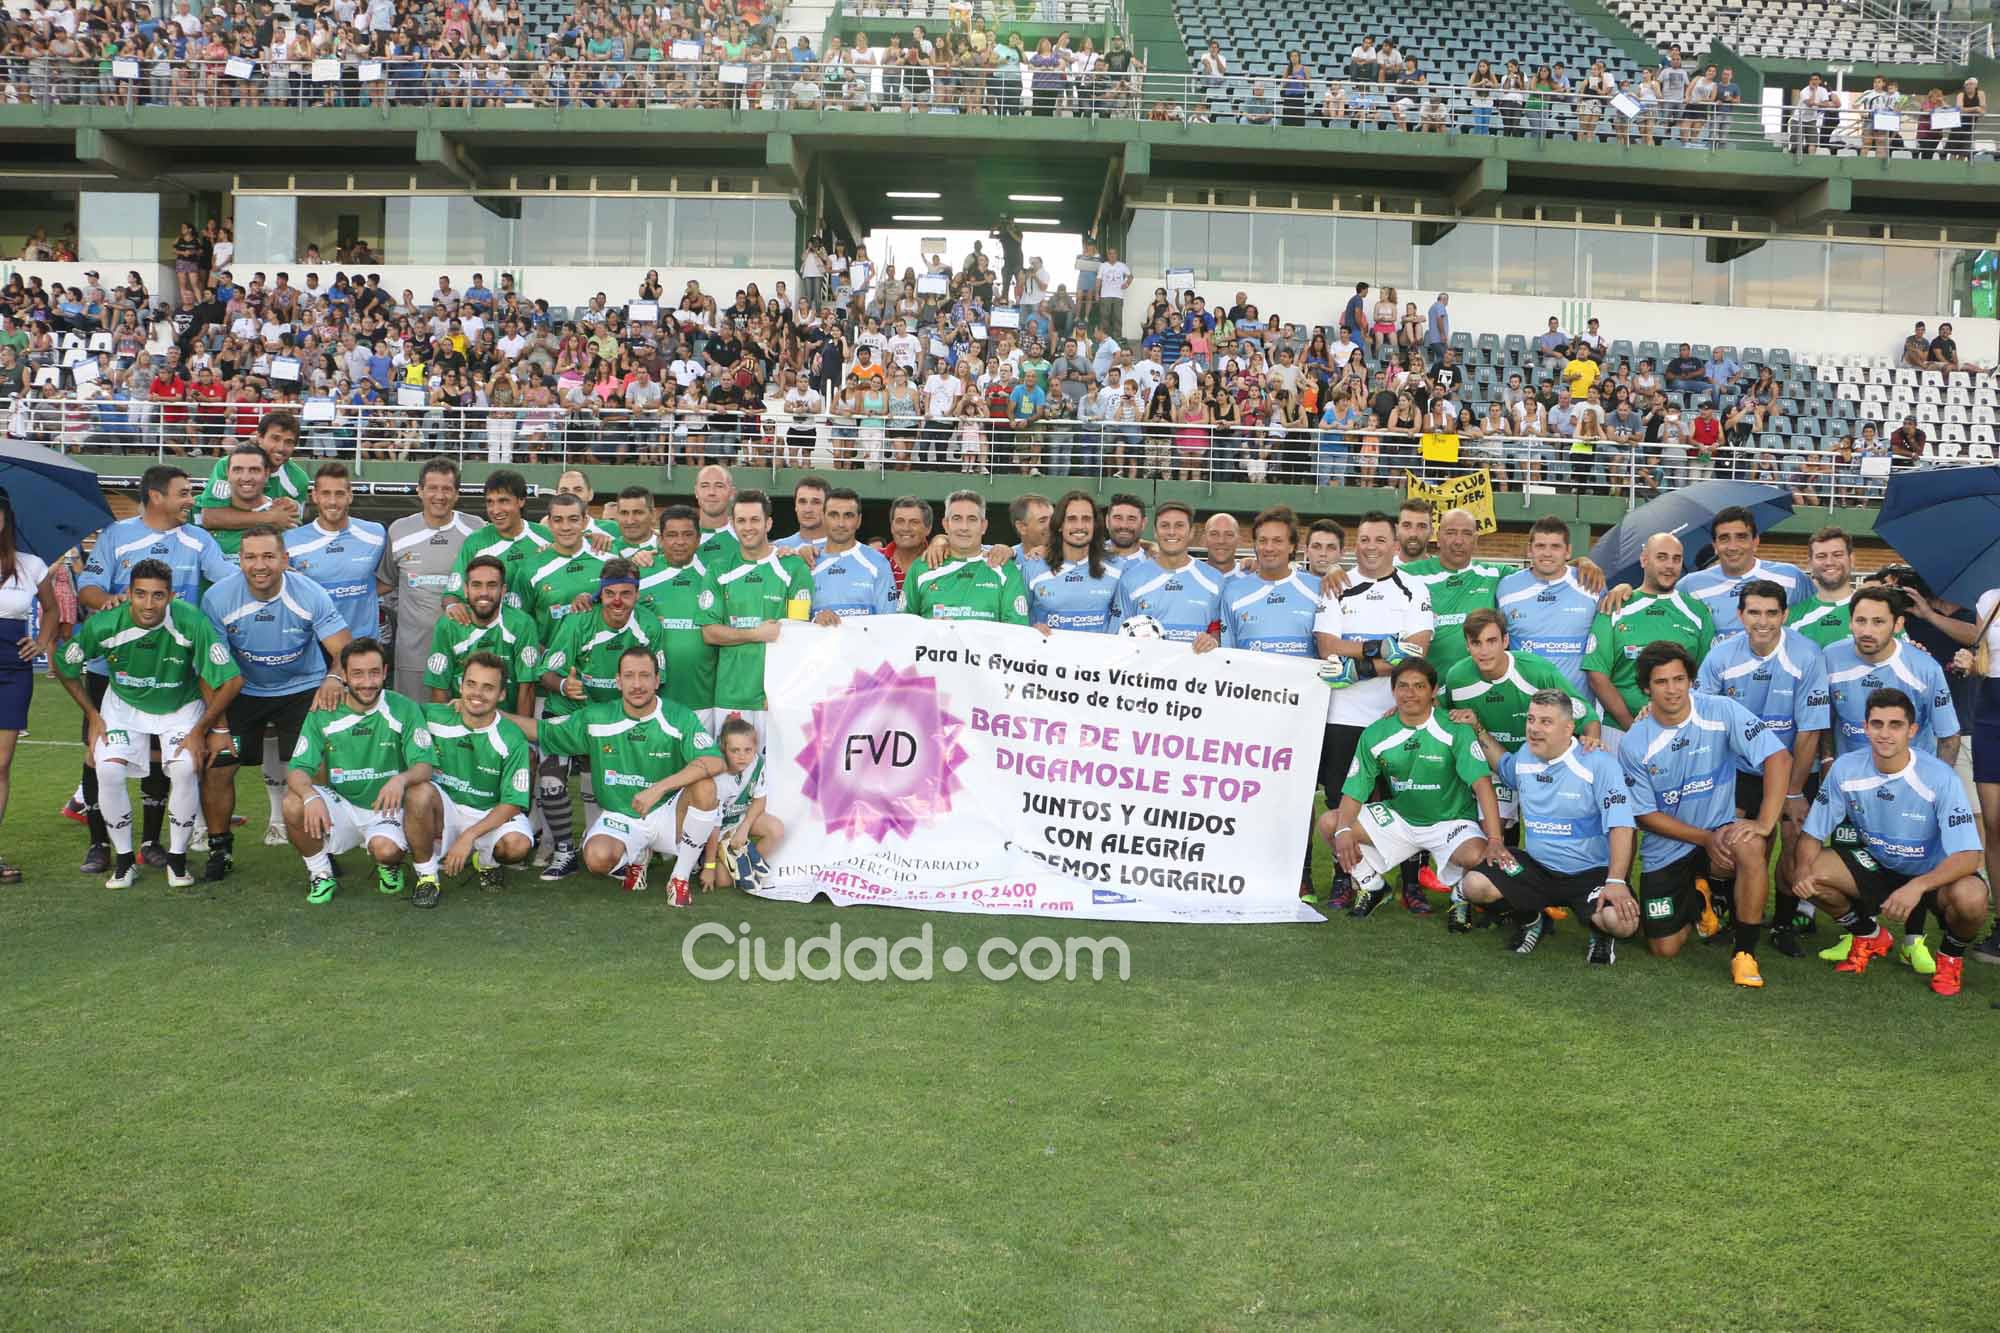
[1693,876,1722,940]
[1731,951,1765,988]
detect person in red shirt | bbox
[873,495,935,600]
[1690,401,1724,479]
[188,366,227,451]
[147,363,189,455]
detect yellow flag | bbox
[1404,469,1498,534]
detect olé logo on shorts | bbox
[1644,897,1673,919]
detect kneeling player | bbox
[705,716,786,892]
[1618,642,1790,988]
[507,645,724,904]
[1318,657,1505,919]
[1459,689,1639,961]
[1792,687,1987,997]
[421,650,535,906]
[284,638,442,906]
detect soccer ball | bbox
[1120,615,1166,639]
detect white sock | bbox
[414,855,440,876]
[304,850,334,879]
[97,767,135,854]
[167,767,200,854]
[670,804,721,885]
[1353,843,1389,895]
[262,742,287,828]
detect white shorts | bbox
[1491,781,1521,826]
[309,784,409,856]
[1359,803,1485,887]
[97,693,205,769]
[586,800,681,868]
[439,791,533,860]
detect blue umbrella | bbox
[1587,481,1795,589]
[1876,465,2000,608]
[0,440,118,563]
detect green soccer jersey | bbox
[1787,596,1852,649]
[57,599,239,713]
[514,544,608,642]
[448,521,555,602]
[423,606,543,702]
[541,607,669,717]
[1581,589,1715,717]
[196,455,310,554]
[1443,649,1599,750]
[903,554,1030,624]
[1341,708,1492,827]
[1399,558,1504,678]
[535,697,721,818]
[288,691,438,806]
[592,517,659,561]
[697,525,741,568]
[422,704,533,813]
[638,558,720,712]
[697,552,815,710]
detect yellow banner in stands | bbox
[1404,469,1498,535]
[1418,432,1460,463]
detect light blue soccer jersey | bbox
[284,518,387,638]
[1696,628,1830,771]
[1820,639,1960,758]
[1220,570,1321,656]
[1496,568,1599,690]
[774,530,830,552]
[1022,555,1121,633]
[201,570,348,697]
[1497,742,1634,876]
[1114,558,1224,642]
[1806,748,1981,876]
[78,518,235,676]
[1676,558,1810,639]
[809,544,899,618]
[1619,694,1787,870]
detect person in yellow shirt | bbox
[1562,344,1600,401]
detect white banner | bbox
[756,617,1327,923]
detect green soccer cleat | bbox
[1818,933,1855,962]
[1900,935,1937,976]
[376,864,406,896]
[306,876,336,905]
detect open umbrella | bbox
[1875,465,2000,608]
[0,440,117,562]
[1587,481,1795,589]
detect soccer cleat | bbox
[540,845,581,882]
[375,864,405,896]
[1544,905,1571,921]
[1347,885,1388,919]
[620,859,650,894]
[104,860,137,891]
[1730,951,1765,988]
[1930,954,1964,998]
[190,827,208,853]
[138,841,168,869]
[411,875,441,909]
[1401,882,1434,915]
[1834,929,1895,975]
[1972,932,2000,967]
[1771,922,1804,958]
[1298,872,1321,905]
[1509,915,1545,954]
[530,835,553,868]
[474,854,504,893]
[1900,935,1938,976]
[670,876,692,908]
[742,846,772,887]
[202,849,233,883]
[60,796,88,825]
[166,861,196,890]
[1447,894,1472,934]
[1586,931,1617,966]
[306,876,336,905]
[1819,932,1855,962]
[1692,876,1722,940]
[263,824,289,847]
[1416,863,1450,895]
[80,843,111,875]
[1326,875,1356,912]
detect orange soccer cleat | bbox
[1834,928,1896,975]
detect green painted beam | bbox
[764,132,802,190]
[73,127,151,180]
[414,128,479,189]
[1452,157,1507,213]
[1776,175,1852,228]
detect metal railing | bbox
[1846,0,1995,62]
[6,57,1985,155]
[7,395,1981,507]
[843,0,1119,20]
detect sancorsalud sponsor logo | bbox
[681,922,1131,982]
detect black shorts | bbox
[1735,768,1822,820]
[1318,722,1367,803]
[1639,848,1733,940]
[1834,846,1938,919]
[1482,846,1601,917]
[224,689,315,762]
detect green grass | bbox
[4,683,1999,1330]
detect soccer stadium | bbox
[6,0,2000,1322]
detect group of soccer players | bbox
[43,433,1994,996]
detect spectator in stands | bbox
[1917,87,1952,160]
[1902,322,1933,368]
[1927,322,1983,374]
[1341,283,1373,356]
[1664,343,1707,395]
[1952,78,1985,160]
[1704,346,1741,396]
[1890,415,1929,468]
[1797,74,1836,155]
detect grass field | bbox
[5,683,2000,1331]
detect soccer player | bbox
[283,463,388,638]
[515,493,607,644]
[424,554,540,716]
[284,637,442,906]
[903,491,1029,625]
[1785,526,1858,648]
[1397,507,1504,684]
[703,716,785,893]
[1009,493,1054,562]
[76,464,233,874]
[380,456,482,701]
[807,487,899,623]
[1619,642,1790,987]
[1320,657,1505,920]
[1458,689,1639,959]
[507,645,724,904]
[1496,516,1598,692]
[1112,501,1223,647]
[195,411,308,550]
[445,471,551,617]
[1675,505,1810,640]
[200,526,354,881]
[1697,580,1830,957]
[420,650,534,904]
[774,476,830,549]
[1823,586,1960,762]
[1393,499,1435,569]
[1310,511,1434,908]
[1202,513,1243,577]
[876,496,935,603]
[1582,532,1712,739]
[551,470,621,556]
[699,491,815,745]
[693,463,740,566]
[638,506,721,727]
[1443,608,1600,828]
[198,442,289,556]
[1023,492,1121,633]
[55,559,242,889]
[601,486,661,561]
[1793,688,1987,997]
[1103,494,1148,569]
[1225,506,1327,657]
[1301,520,1344,588]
